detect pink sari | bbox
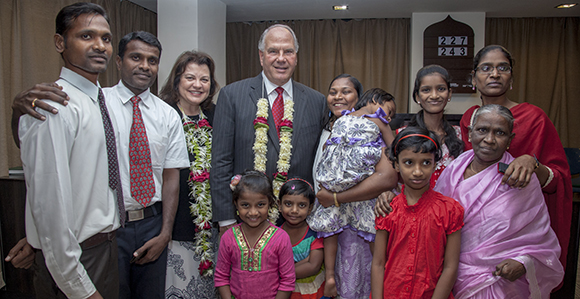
[434,150,564,299]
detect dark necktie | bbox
[97,89,126,226]
[129,96,155,207]
[272,87,284,137]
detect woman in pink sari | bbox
[435,104,563,299]
[460,45,572,268]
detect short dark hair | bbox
[389,126,442,167]
[159,51,219,111]
[56,2,109,38]
[279,179,315,205]
[355,88,396,113]
[118,31,162,59]
[232,170,275,208]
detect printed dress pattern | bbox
[308,112,385,241]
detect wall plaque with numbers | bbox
[424,15,475,93]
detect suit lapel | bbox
[291,82,306,153]
[249,75,263,106]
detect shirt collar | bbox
[59,67,100,102]
[116,80,152,107]
[261,72,293,99]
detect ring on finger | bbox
[31,98,38,107]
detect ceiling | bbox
[129,0,580,22]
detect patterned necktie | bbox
[272,87,284,137]
[129,96,155,207]
[97,89,126,226]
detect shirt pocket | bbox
[148,132,168,169]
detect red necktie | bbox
[129,96,155,207]
[272,87,284,137]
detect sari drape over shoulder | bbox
[460,103,572,268]
[434,150,564,299]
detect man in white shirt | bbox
[18,3,120,299]
[105,31,188,298]
[12,27,187,299]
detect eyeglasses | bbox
[475,64,512,74]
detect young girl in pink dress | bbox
[214,170,296,299]
[371,127,464,299]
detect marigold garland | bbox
[180,107,214,277]
[252,98,294,222]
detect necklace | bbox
[179,104,214,277]
[253,90,294,223]
[470,161,479,174]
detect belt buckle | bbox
[128,209,144,222]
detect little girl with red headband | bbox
[371,126,464,299]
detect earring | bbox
[447,98,451,102]
[507,146,510,150]
[236,210,239,216]
[472,85,475,91]
[510,83,513,90]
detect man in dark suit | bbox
[210,24,326,232]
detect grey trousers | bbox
[33,234,119,299]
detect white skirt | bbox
[165,238,219,299]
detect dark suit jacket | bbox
[210,74,326,222]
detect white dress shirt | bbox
[19,67,120,299]
[104,81,189,211]
[262,71,294,107]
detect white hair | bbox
[470,104,515,133]
[258,24,299,53]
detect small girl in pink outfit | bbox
[215,170,296,299]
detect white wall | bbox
[157,0,226,91]
[410,12,486,114]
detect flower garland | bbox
[252,98,294,222]
[180,107,214,277]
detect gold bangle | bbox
[334,192,340,207]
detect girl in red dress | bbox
[371,127,464,299]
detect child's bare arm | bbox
[371,230,389,299]
[316,153,398,207]
[370,117,395,146]
[295,248,324,279]
[218,286,232,299]
[432,229,461,299]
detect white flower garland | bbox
[180,107,214,277]
[252,98,294,222]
